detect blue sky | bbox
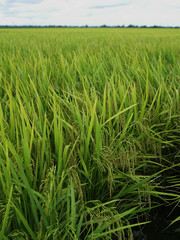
[0,0,180,26]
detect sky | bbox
[0,0,180,26]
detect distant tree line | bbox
[0,25,179,28]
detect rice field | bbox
[0,28,180,239]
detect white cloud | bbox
[0,0,179,26]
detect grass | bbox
[0,28,179,239]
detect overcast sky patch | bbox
[90,3,131,9]
[7,0,43,4]
[0,0,179,26]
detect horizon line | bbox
[0,24,180,28]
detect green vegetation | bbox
[0,28,179,239]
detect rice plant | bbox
[0,28,179,239]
